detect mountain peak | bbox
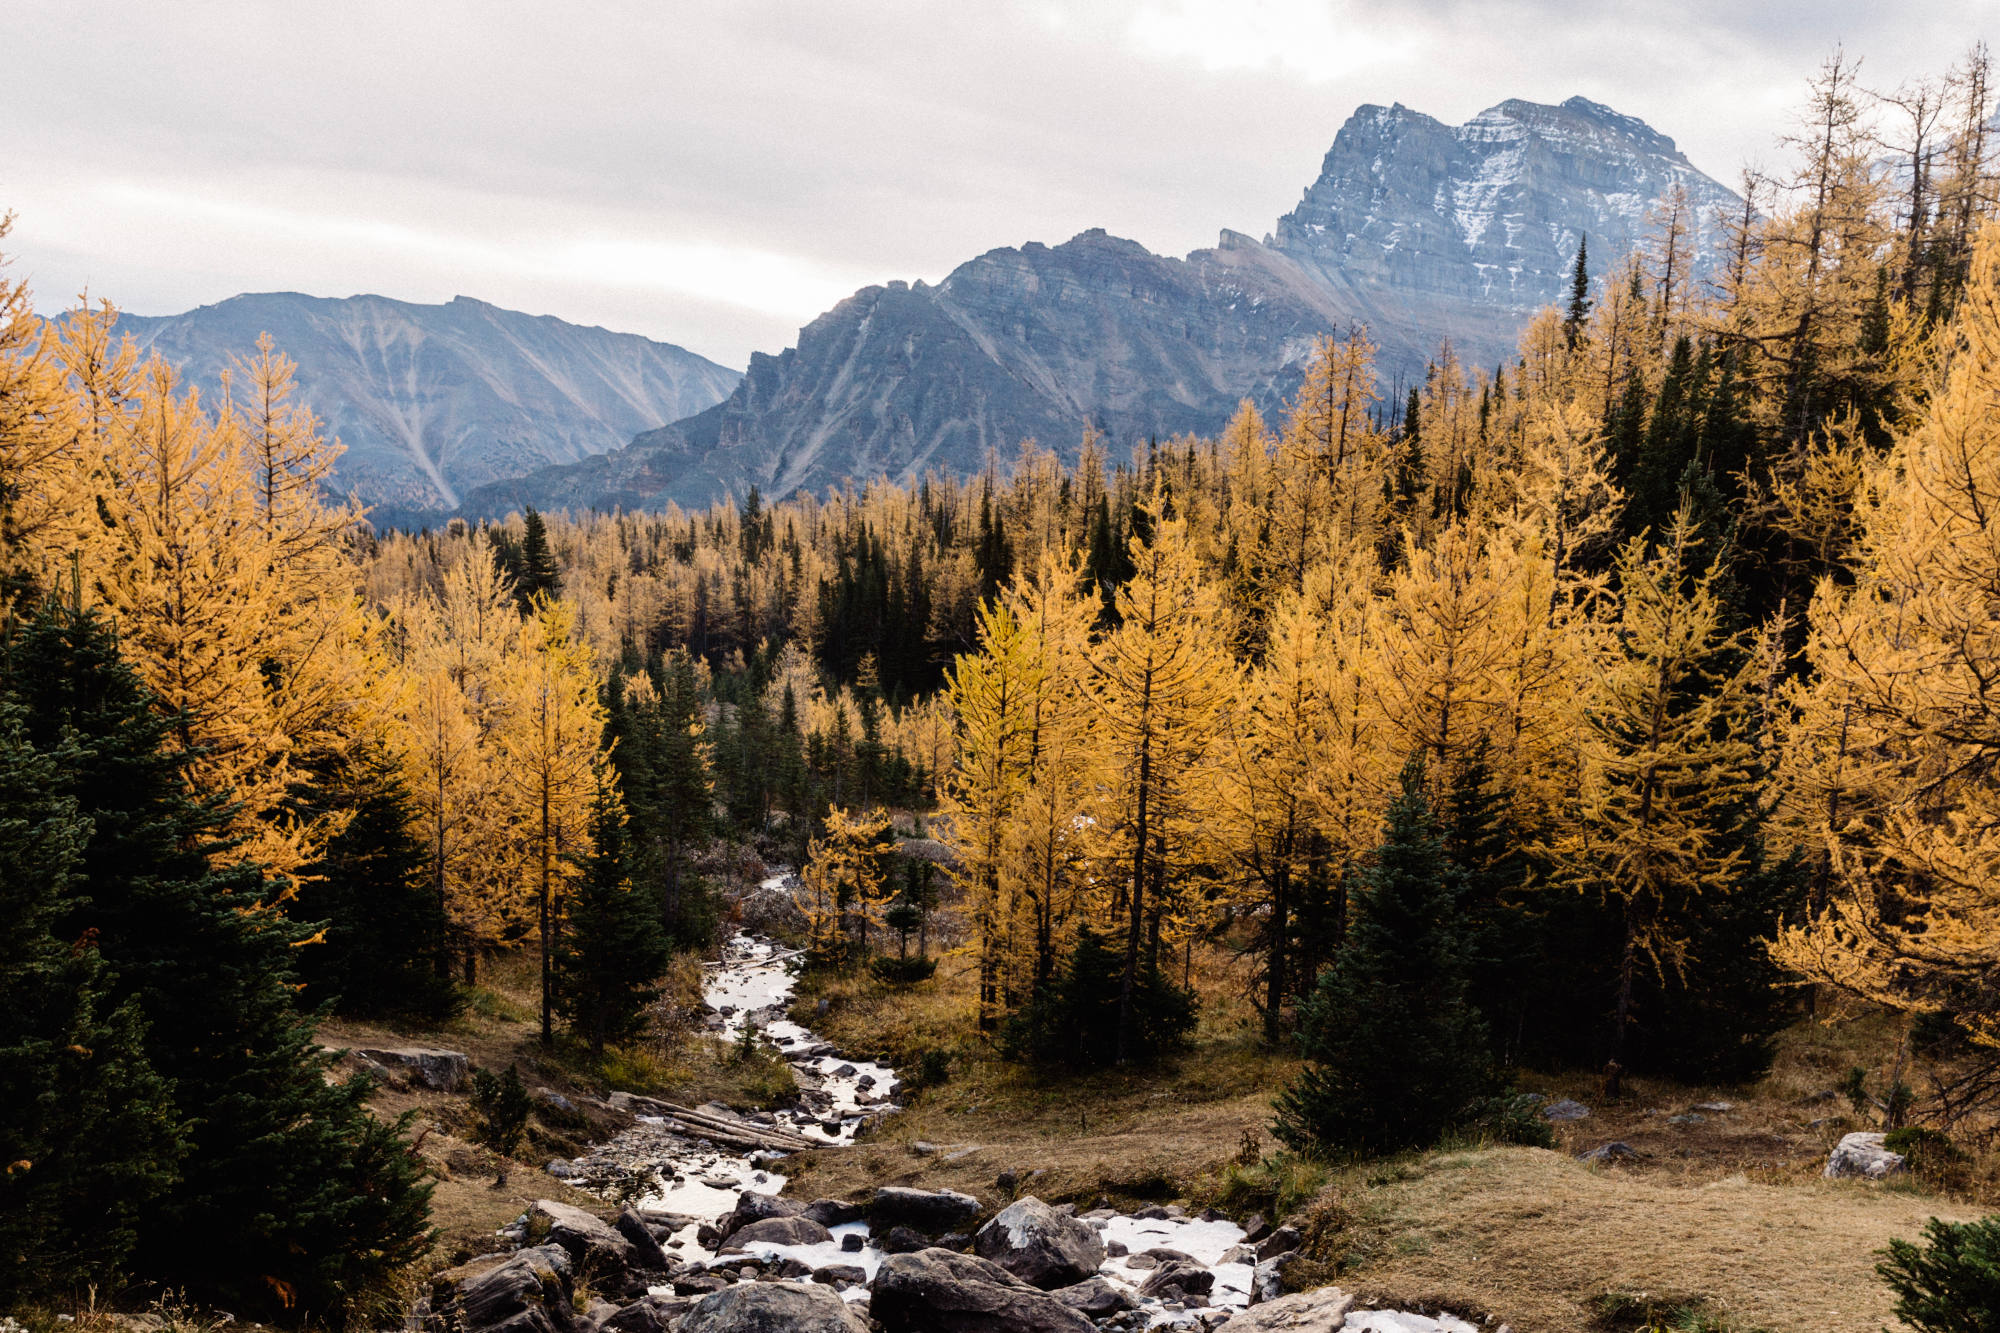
[1273,94,1736,312]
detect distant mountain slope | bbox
[114,293,740,513]
[467,95,1738,516]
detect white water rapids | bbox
[552,879,1475,1331]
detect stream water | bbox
[562,879,1473,1331]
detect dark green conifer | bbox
[1273,756,1491,1157]
[1563,237,1593,347]
[556,789,668,1056]
[7,604,433,1316]
[0,708,181,1303]
[287,747,458,1021]
[515,507,562,611]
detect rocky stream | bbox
[422,900,1494,1333]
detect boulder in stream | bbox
[718,1191,804,1246]
[870,1185,982,1233]
[724,1215,834,1249]
[678,1281,869,1333]
[802,1198,864,1226]
[613,1207,671,1272]
[590,1295,688,1333]
[1230,1286,1358,1329]
[972,1196,1106,1289]
[1139,1259,1214,1303]
[1051,1276,1134,1318]
[870,1248,1094,1333]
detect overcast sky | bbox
[3,1,1989,368]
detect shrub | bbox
[471,1066,533,1156]
[1000,927,1197,1069]
[1214,1151,1330,1220]
[1877,1216,2000,1333]
[1886,1128,1966,1189]
[869,954,938,985]
[909,1047,951,1089]
[1468,1093,1557,1148]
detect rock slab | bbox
[871,1185,983,1233]
[355,1046,470,1092]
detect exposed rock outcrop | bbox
[353,1046,469,1092]
[428,1245,576,1333]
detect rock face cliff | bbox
[114,292,740,514]
[468,95,1737,516]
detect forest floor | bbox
[313,913,1992,1333]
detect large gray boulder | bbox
[717,1191,805,1245]
[972,1196,1106,1289]
[355,1046,470,1091]
[870,1186,983,1233]
[530,1200,639,1274]
[429,1244,576,1333]
[1229,1287,1358,1330]
[1138,1259,1214,1303]
[723,1215,835,1249]
[1825,1131,1908,1180]
[677,1281,869,1333]
[870,1248,1094,1333]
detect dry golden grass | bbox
[1300,1146,1974,1333]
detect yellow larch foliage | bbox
[1564,507,1758,1056]
[496,594,609,1041]
[795,805,895,965]
[1773,224,2000,1039]
[1085,502,1235,1061]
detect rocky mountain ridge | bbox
[113,292,740,515]
[465,94,1739,516]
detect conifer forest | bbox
[6,30,2000,1333]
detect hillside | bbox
[114,292,740,514]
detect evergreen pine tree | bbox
[6,604,433,1316]
[515,507,562,611]
[556,789,668,1056]
[287,747,458,1022]
[1273,756,1492,1157]
[1564,237,1593,348]
[0,706,182,1303]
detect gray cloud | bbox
[3,1,1987,367]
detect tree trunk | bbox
[1266,864,1290,1045]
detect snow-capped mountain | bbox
[469,95,1739,517]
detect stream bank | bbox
[478,922,1484,1332]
